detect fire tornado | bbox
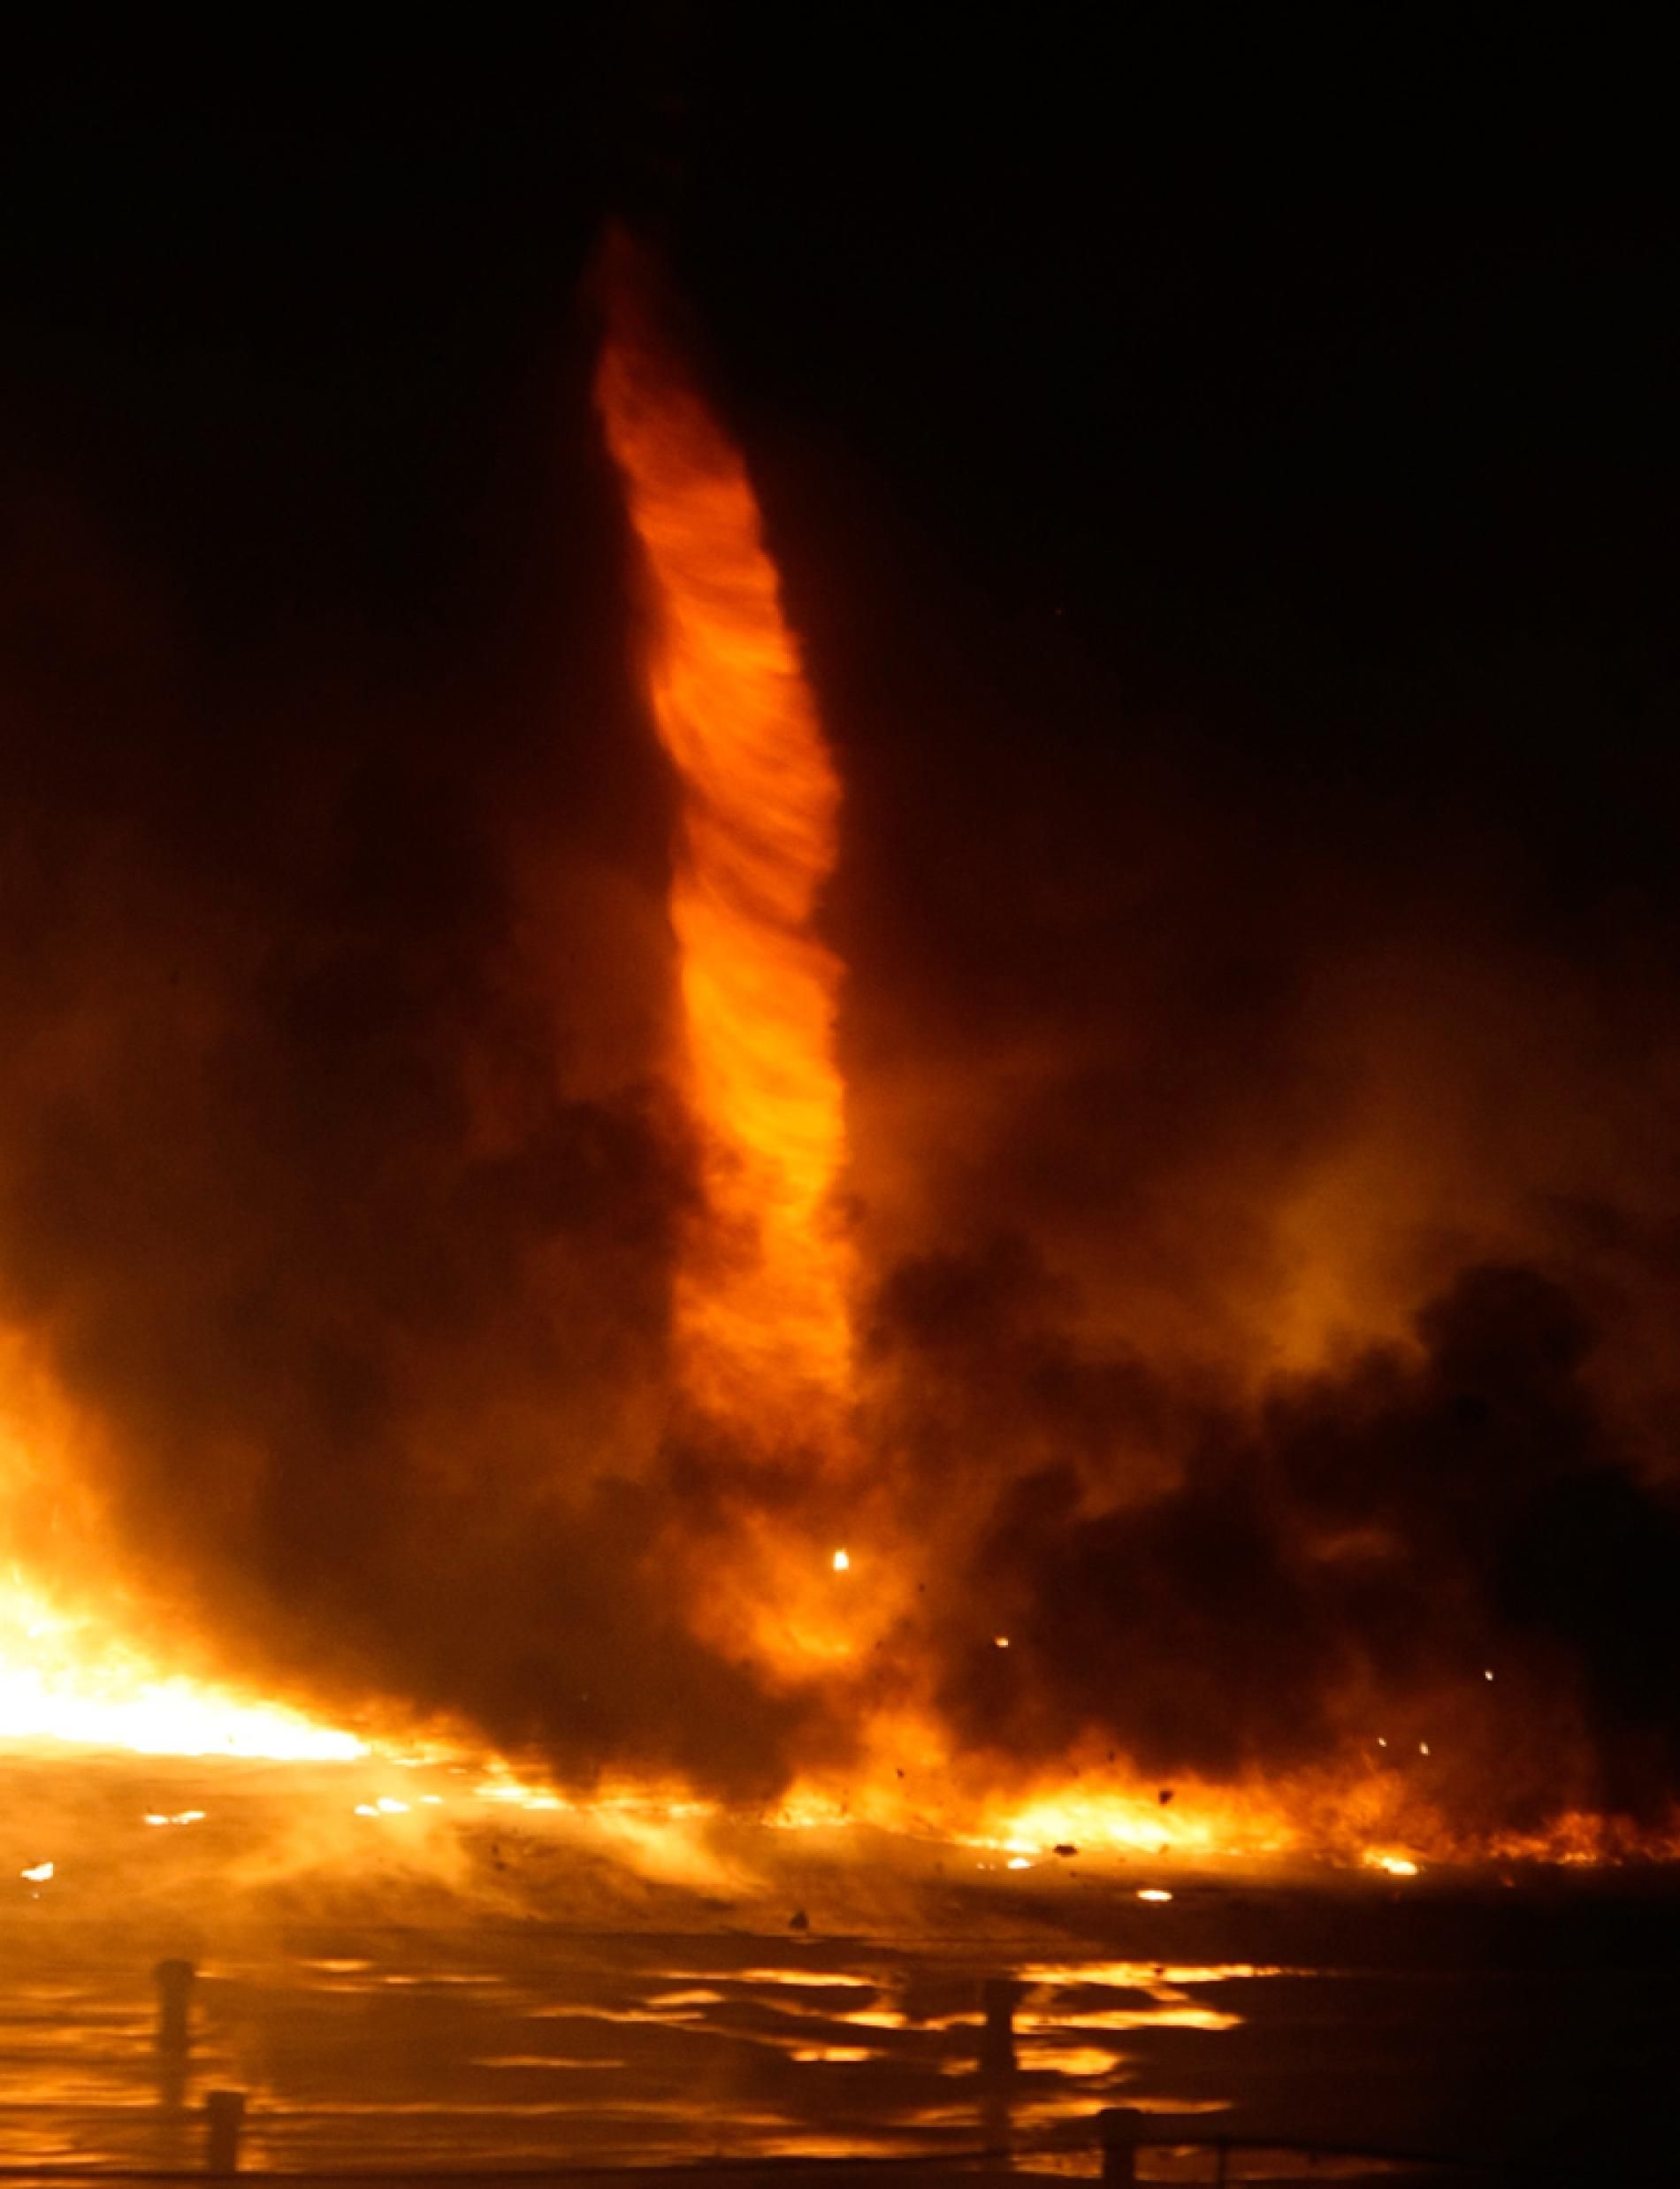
[594,237,852,1442]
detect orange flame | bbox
[594,236,852,1437]
[0,1359,367,1762]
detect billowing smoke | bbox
[874,1250,1680,1828]
[4,42,1677,1842]
[829,580,1680,1833]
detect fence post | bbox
[204,2089,246,2174]
[1097,2106,1146,2186]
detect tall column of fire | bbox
[594,239,853,1441]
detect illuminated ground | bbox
[4,1744,1677,2180]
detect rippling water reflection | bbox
[6,1752,1679,2177]
[0,1921,1271,2170]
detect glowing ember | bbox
[19,1861,52,1882]
[1365,1851,1422,1878]
[832,1549,851,1573]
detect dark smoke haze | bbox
[2,27,1677,1828]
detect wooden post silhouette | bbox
[1098,2106,1145,2185]
[204,2089,246,2174]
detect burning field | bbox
[3,20,1679,2180]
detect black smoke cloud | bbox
[874,1251,1680,1828]
[821,562,1680,1830]
[683,27,1680,1830]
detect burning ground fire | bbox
[0,1577,361,1761]
[0,227,1676,1888]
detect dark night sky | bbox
[4,19,1674,784]
[4,19,1680,1818]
